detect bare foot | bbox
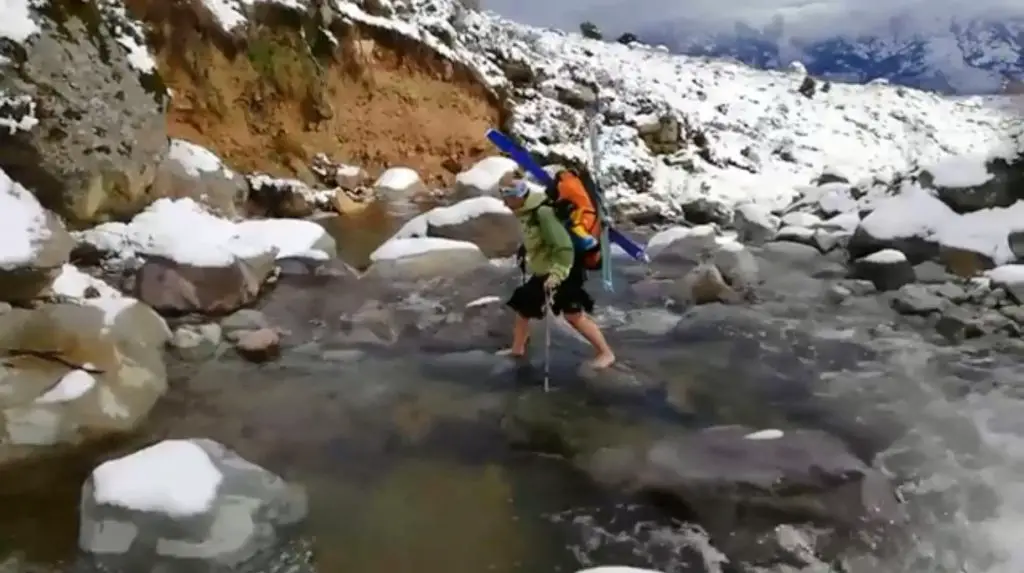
[496,348,527,358]
[586,352,616,369]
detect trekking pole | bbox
[543,292,552,392]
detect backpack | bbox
[535,168,604,270]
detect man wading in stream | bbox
[496,176,616,369]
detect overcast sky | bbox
[481,0,1024,39]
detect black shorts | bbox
[507,260,594,319]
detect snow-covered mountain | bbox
[636,15,1024,94]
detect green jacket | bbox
[514,191,574,282]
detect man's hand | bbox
[543,274,561,293]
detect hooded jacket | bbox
[514,191,574,282]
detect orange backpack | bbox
[540,169,603,270]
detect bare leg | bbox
[563,311,616,368]
[497,313,531,357]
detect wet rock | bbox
[453,156,519,196]
[0,174,75,303]
[220,309,271,341]
[133,253,278,316]
[851,249,914,292]
[275,256,358,281]
[0,303,168,466]
[150,140,246,219]
[890,284,949,316]
[0,5,168,228]
[583,425,902,529]
[169,323,222,362]
[732,203,778,245]
[234,328,282,363]
[77,439,307,573]
[934,307,985,342]
[675,263,741,306]
[363,239,489,281]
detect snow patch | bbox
[987,265,1024,285]
[925,154,993,188]
[90,440,223,518]
[370,237,480,262]
[36,368,97,404]
[0,0,39,43]
[0,92,39,134]
[169,139,236,179]
[861,249,907,264]
[455,156,519,191]
[744,429,785,440]
[374,167,422,192]
[50,265,142,327]
[466,295,501,308]
[0,168,51,270]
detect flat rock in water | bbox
[583,425,903,529]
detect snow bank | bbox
[924,153,993,188]
[370,237,480,261]
[36,369,97,404]
[455,156,519,192]
[0,0,40,43]
[393,196,511,238]
[75,198,332,267]
[744,429,785,440]
[862,249,907,263]
[987,265,1024,284]
[169,139,236,179]
[90,439,224,518]
[0,168,52,270]
[859,184,1024,264]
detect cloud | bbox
[481,0,1024,39]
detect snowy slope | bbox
[639,15,1024,94]
[3,0,1021,224]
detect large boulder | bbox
[150,140,247,219]
[0,170,74,303]
[583,425,902,529]
[0,301,168,466]
[921,153,1024,213]
[0,2,168,228]
[77,439,309,573]
[132,252,278,316]
[851,249,915,291]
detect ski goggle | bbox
[500,181,529,198]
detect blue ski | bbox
[485,128,648,263]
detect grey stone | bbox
[0,6,168,227]
[732,203,778,245]
[913,261,955,284]
[1000,305,1024,324]
[836,279,877,297]
[220,310,271,341]
[934,307,984,343]
[932,282,968,303]
[890,284,949,315]
[77,439,308,572]
[169,324,222,361]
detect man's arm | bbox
[535,205,574,282]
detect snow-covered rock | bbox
[78,439,307,571]
[391,196,519,257]
[852,249,916,291]
[454,156,520,196]
[987,264,1024,304]
[732,203,779,245]
[373,166,426,197]
[365,237,488,280]
[0,168,74,303]
[74,198,336,268]
[151,139,246,218]
[246,173,338,218]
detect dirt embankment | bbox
[126,0,504,185]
